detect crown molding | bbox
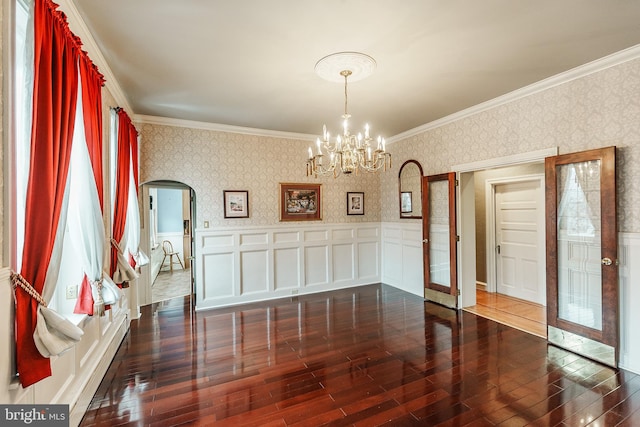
[58,0,133,113]
[388,44,640,144]
[135,115,316,141]
[53,3,640,145]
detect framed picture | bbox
[280,183,322,221]
[223,190,249,218]
[401,191,412,213]
[347,192,364,215]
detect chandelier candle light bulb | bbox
[306,52,391,178]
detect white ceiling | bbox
[72,1,640,138]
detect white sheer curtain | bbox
[66,78,120,316]
[126,141,149,268]
[14,0,34,271]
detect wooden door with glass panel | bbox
[422,172,458,309]
[546,146,618,367]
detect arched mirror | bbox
[398,160,424,218]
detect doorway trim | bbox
[453,147,557,309]
[139,180,196,306]
[485,174,545,301]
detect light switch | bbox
[204,221,210,228]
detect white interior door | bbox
[495,180,545,304]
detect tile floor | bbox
[152,268,191,303]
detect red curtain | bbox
[16,0,80,387]
[80,54,105,210]
[110,110,134,277]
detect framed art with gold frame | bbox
[279,183,321,221]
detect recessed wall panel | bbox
[304,230,329,242]
[333,243,354,282]
[305,245,328,286]
[274,247,300,290]
[383,241,402,283]
[358,241,379,279]
[240,233,269,246]
[358,227,379,238]
[203,252,234,299]
[202,234,234,248]
[332,228,354,240]
[241,250,269,294]
[274,231,300,243]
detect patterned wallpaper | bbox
[382,58,640,233]
[139,125,382,228]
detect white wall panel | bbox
[203,252,235,299]
[358,241,379,280]
[195,223,381,309]
[358,227,379,239]
[203,234,234,247]
[241,250,269,294]
[274,231,300,243]
[306,245,329,286]
[383,241,402,284]
[382,222,424,296]
[333,243,355,282]
[333,228,354,240]
[240,233,269,246]
[619,233,640,374]
[305,229,329,242]
[404,243,424,291]
[274,247,300,290]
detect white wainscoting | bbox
[194,223,381,310]
[0,267,131,427]
[619,232,640,374]
[381,221,424,297]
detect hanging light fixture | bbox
[307,52,391,178]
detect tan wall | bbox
[382,57,640,234]
[139,124,382,229]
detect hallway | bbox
[80,284,638,426]
[464,290,546,338]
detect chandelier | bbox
[306,52,391,178]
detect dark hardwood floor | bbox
[80,284,640,426]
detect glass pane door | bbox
[422,172,458,309]
[546,146,618,367]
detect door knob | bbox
[422,239,429,243]
[601,257,612,266]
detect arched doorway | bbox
[139,180,196,306]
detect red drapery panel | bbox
[80,54,105,210]
[16,0,79,387]
[110,110,133,277]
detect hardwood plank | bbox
[79,284,638,426]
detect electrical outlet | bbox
[291,289,298,295]
[66,285,77,299]
[204,221,210,228]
